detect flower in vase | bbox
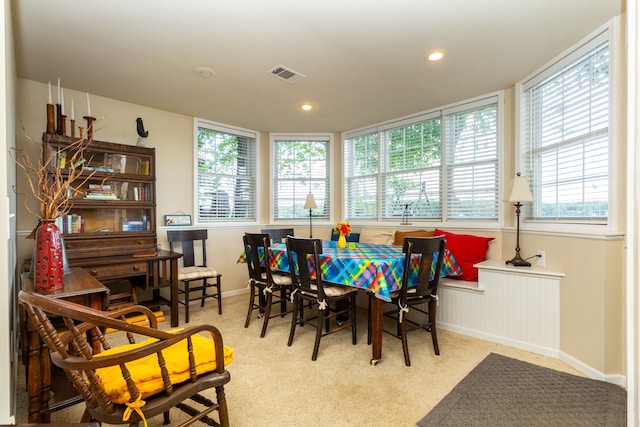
[334,221,351,236]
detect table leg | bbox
[170,258,179,327]
[26,326,42,423]
[370,296,383,365]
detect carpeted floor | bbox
[418,353,627,427]
[15,294,625,426]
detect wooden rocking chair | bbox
[18,289,232,427]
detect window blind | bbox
[344,131,378,219]
[521,36,609,222]
[195,121,257,222]
[445,103,499,219]
[273,136,331,220]
[343,95,499,222]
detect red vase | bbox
[34,220,64,292]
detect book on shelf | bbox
[84,184,118,200]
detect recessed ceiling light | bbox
[195,66,215,78]
[426,49,446,62]
[300,103,314,111]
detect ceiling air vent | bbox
[268,64,306,83]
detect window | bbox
[272,134,331,221]
[344,94,500,222]
[519,27,611,224]
[194,119,257,223]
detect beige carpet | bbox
[16,293,590,426]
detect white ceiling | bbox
[11,0,624,134]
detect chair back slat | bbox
[261,228,294,245]
[285,236,326,300]
[401,236,446,300]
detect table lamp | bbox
[303,193,317,238]
[506,173,534,267]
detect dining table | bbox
[240,239,459,365]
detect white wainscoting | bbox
[437,260,565,357]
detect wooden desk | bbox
[76,250,183,327]
[20,268,109,423]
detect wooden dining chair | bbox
[369,236,446,366]
[286,236,358,360]
[261,228,294,245]
[243,233,293,337]
[167,229,222,323]
[18,289,232,427]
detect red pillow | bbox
[435,229,494,282]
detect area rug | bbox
[417,353,626,426]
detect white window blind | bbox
[343,94,499,222]
[520,33,609,222]
[445,102,499,219]
[381,117,442,220]
[344,130,378,219]
[273,135,330,220]
[195,120,257,222]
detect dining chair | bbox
[18,289,232,427]
[369,236,446,366]
[285,236,358,360]
[167,229,222,323]
[330,229,361,242]
[243,233,293,337]
[261,228,294,245]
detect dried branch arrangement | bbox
[12,135,98,220]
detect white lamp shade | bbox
[303,193,317,210]
[508,174,534,202]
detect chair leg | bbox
[244,281,256,328]
[216,385,230,427]
[400,318,411,366]
[163,410,170,424]
[350,294,357,345]
[201,278,207,308]
[216,275,222,315]
[280,288,287,316]
[260,290,274,338]
[312,305,325,361]
[287,296,300,347]
[429,300,440,355]
[184,281,190,324]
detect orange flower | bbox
[334,221,351,236]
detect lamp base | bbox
[506,253,531,267]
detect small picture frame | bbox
[164,214,192,226]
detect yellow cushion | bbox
[93,329,234,404]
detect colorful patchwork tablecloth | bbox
[239,240,461,301]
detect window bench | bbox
[437,260,565,357]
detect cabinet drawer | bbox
[65,236,156,259]
[85,262,148,280]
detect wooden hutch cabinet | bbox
[42,133,159,306]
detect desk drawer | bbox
[85,262,148,280]
[65,236,156,259]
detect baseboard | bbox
[558,351,627,388]
[438,321,560,358]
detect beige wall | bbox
[15,76,626,378]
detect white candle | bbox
[71,99,75,120]
[86,92,91,117]
[61,89,65,115]
[48,81,52,104]
[57,78,61,105]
